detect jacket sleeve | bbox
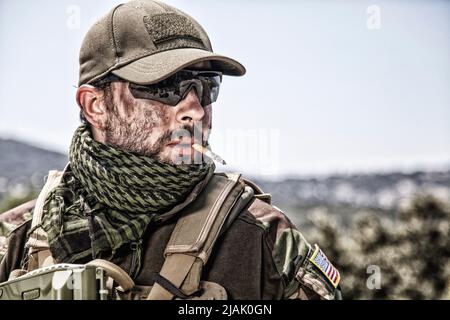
[0,199,36,266]
[0,219,32,283]
[247,198,343,300]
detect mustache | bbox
[162,123,210,145]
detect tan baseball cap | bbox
[78,0,246,86]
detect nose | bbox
[175,89,205,124]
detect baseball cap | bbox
[78,0,246,86]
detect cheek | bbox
[141,103,171,128]
[110,83,137,119]
[136,102,173,143]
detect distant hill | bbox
[0,138,67,197]
[0,137,449,217]
[253,170,450,211]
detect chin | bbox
[155,148,178,164]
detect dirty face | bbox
[98,62,215,164]
[102,82,212,164]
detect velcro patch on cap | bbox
[309,244,340,288]
[144,13,203,46]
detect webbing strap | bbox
[86,259,135,292]
[147,173,249,300]
[164,173,243,261]
[25,165,68,271]
[147,254,198,300]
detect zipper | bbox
[129,240,142,279]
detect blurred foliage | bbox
[0,188,38,214]
[305,195,450,299]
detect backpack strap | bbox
[147,172,253,300]
[24,165,68,271]
[242,177,272,204]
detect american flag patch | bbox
[309,244,340,288]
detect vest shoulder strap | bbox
[22,169,268,299]
[25,165,68,271]
[242,177,272,204]
[147,172,255,300]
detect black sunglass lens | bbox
[129,83,182,106]
[200,75,221,106]
[128,71,222,107]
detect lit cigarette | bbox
[192,144,227,165]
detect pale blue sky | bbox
[0,0,449,177]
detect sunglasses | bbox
[127,70,222,107]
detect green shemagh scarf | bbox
[41,125,215,266]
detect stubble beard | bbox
[102,86,210,165]
[103,103,202,165]
[104,99,173,162]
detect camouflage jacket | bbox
[0,183,342,300]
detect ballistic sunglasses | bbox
[129,70,222,107]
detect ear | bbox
[76,85,108,130]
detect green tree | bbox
[305,195,450,299]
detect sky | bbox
[0,0,449,178]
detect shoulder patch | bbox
[309,244,340,288]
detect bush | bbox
[0,189,38,214]
[305,195,450,299]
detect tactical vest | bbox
[12,167,271,300]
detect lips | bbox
[166,140,202,147]
[166,141,181,147]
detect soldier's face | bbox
[102,81,212,164]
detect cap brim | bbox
[111,48,246,85]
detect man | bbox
[0,0,342,300]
